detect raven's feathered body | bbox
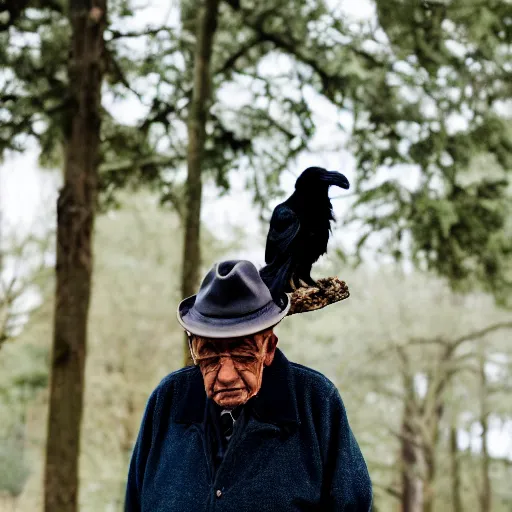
[260,167,349,303]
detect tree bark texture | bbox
[422,376,444,512]
[181,0,220,366]
[449,425,463,512]
[44,2,106,511]
[422,425,438,512]
[479,352,492,512]
[400,387,424,512]
[287,277,349,315]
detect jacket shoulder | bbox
[152,366,197,395]
[289,361,337,396]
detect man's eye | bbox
[197,342,216,357]
[233,355,257,365]
[200,357,220,369]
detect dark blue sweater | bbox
[125,349,372,511]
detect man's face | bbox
[190,329,277,408]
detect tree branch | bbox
[215,35,265,74]
[287,277,349,315]
[450,321,512,351]
[408,321,512,350]
[99,154,181,174]
[223,0,335,93]
[107,27,174,40]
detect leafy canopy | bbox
[1,0,511,300]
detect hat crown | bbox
[195,260,273,318]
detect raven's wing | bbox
[265,204,301,264]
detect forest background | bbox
[0,0,511,511]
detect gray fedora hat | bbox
[177,260,290,338]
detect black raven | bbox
[260,167,349,304]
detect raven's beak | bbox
[321,171,350,189]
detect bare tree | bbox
[382,321,512,512]
[0,233,52,349]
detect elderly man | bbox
[125,260,372,511]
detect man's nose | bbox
[216,356,238,385]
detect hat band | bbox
[185,299,282,327]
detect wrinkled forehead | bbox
[192,329,272,355]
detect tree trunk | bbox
[480,414,492,512]
[479,352,492,512]
[44,2,106,511]
[0,202,9,347]
[401,384,423,512]
[181,0,220,366]
[0,207,6,346]
[422,429,437,512]
[449,425,463,512]
[422,390,443,512]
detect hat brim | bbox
[177,294,290,338]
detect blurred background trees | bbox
[0,0,511,510]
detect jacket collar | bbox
[174,348,299,427]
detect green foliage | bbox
[0,432,30,497]
[349,0,512,299]
[1,0,511,298]
[0,2,68,160]
[1,0,322,215]
[218,0,512,299]
[0,344,48,394]
[0,342,48,498]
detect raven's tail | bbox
[259,259,293,309]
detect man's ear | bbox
[263,333,278,366]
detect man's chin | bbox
[213,388,249,408]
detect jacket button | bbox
[216,489,222,498]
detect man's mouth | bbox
[213,387,245,395]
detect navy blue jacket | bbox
[125,349,372,511]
